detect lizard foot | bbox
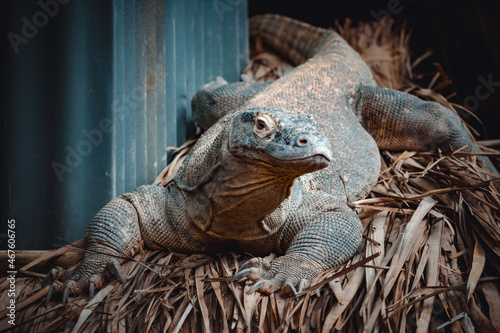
[232,255,322,297]
[42,256,125,305]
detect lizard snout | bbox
[295,133,333,163]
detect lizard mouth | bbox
[312,153,332,167]
[287,153,331,170]
[304,153,331,163]
[234,148,331,174]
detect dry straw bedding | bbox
[1,18,499,333]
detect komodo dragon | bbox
[44,14,498,302]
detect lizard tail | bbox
[249,14,332,66]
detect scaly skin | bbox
[45,14,497,302]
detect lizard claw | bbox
[248,280,265,294]
[87,273,105,299]
[232,254,322,297]
[238,258,255,272]
[89,281,95,299]
[109,259,125,284]
[232,258,268,282]
[42,266,66,287]
[62,285,71,304]
[46,283,57,306]
[231,268,252,283]
[284,281,298,297]
[242,257,270,271]
[43,252,125,304]
[298,279,311,293]
[298,279,306,293]
[284,279,311,299]
[42,272,53,288]
[232,258,271,283]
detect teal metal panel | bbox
[3,0,115,250]
[2,0,248,250]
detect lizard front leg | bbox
[234,194,362,296]
[43,185,168,303]
[354,85,498,173]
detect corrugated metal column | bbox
[4,1,115,250]
[112,0,167,195]
[3,0,248,250]
[112,0,248,194]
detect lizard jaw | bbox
[288,147,333,166]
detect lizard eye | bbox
[256,120,267,130]
[254,114,275,136]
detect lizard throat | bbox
[206,155,296,240]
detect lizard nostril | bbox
[298,138,308,146]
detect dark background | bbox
[249,0,500,141]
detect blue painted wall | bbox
[2,0,248,249]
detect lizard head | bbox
[176,108,333,240]
[228,108,332,175]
